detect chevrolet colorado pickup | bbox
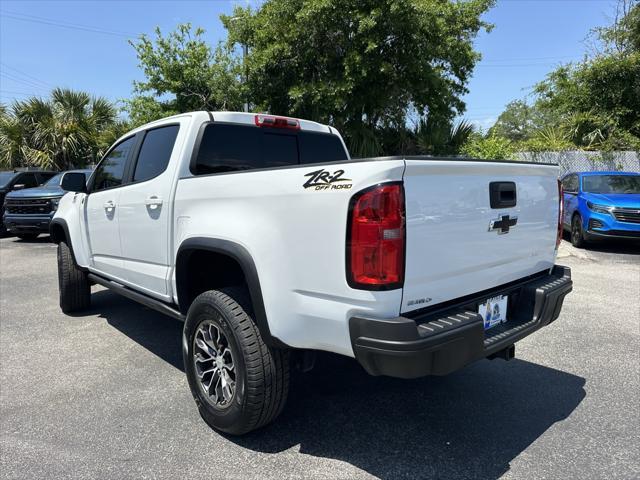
[52,111,573,435]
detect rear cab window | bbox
[133,125,180,183]
[192,123,348,175]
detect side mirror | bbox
[61,172,87,193]
[12,184,25,190]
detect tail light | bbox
[254,114,300,130]
[347,183,405,290]
[556,179,563,249]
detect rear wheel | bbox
[571,214,586,248]
[17,233,39,240]
[57,241,91,313]
[183,288,290,435]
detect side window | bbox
[37,172,56,184]
[569,175,579,192]
[92,136,136,192]
[562,174,578,192]
[133,125,180,183]
[17,173,38,188]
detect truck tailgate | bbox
[401,159,560,314]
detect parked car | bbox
[3,169,92,240]
[561,171,640,247]
[0,170,57,235]
[51,111,572,435]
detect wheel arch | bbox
[175,237,287,348]
[50,218,86,269]
[49,218,68,244]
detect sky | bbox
[0,0,622,131]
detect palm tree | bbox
[0,104,27,169]
[1,89,118,170]
[415,117,474,155]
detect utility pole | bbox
[230,16,250,113]
[242,42,249,113]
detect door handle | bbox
[103,200,115,211]
[145,196,163,209]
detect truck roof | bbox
[128,111,336,137]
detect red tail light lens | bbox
[556,179,563,249]
[347,183,405,290]
[254,114,300,130]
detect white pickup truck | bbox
[52,111,572,435]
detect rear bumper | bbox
[349,265,572,379]
[3,214,53,233]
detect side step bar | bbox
[88,273,185,322]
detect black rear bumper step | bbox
[88,273,185,322]
[349,265,572,379]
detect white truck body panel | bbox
[54,111,562,358]
[402,160,560,313]
[117,116,192,298]
[174,159,405,356]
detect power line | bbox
[0,72,50,91]
[0,10,137,38]
[0,89,46,98]
[0,63,54,89]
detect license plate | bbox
[478,295,508,330]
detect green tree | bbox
[491,1,640,152]
[488,100,553,142]
[222,0,494,157]
[415,118,474,155]
[0,88,118,170]
[591,0,639,55]
[461,132,514,160]
[126,24,244,125]
[541,54,638,148]
[0,104,27,169]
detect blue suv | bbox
[561,171,640,247]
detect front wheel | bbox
[57,241,91,313]
[571,214,586,248]
[183,288,290,435]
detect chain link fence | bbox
[514,151,640,175]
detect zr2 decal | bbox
[303,169,353,190]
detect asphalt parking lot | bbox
[0,235,638,480]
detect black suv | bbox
[0,170,57,237]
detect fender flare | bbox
[50,218,85,270]
[175,237,287,348]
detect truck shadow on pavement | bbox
[91,289,586,480]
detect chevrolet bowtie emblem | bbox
[489,215,518,234]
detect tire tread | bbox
[57,241,90,313]
[186,288,289,435]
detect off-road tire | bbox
[183,288,290,435]
[57,241,91,313]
